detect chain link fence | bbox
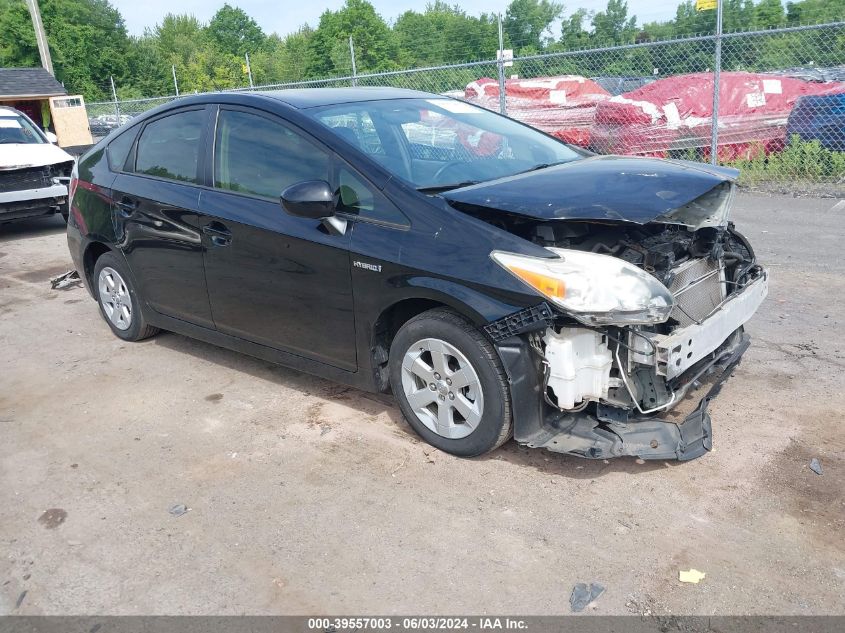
[87,21,845,190]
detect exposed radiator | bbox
[669,258,725,327]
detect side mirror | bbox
[280,180,335,219]
[45,131,58,144]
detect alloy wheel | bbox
[400,337,484,439]
[98,266,132,331]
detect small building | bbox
[0,67,93,150]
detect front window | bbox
[0,113,46,145]
[307,98,583,191]
[214,109,330,199]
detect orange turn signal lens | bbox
[508,266,566,299]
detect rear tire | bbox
[93,252,159,342]
[389,308,512,457]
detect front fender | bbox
[400,275,538,326]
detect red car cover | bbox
[590,72,845,159]
[464,76,611,147]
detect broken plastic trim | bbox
[483,302,554,342]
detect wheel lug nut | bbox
[446,378,452,385]
[448,392,455,400]
[429,383,436,390]
[439,395,445,401]
[434,372,441,380]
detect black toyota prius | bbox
[67,87,768,461]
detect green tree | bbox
[755,0,786,28]
[207,3,265,57]
[504,0,564,52]
[307,0,399,76]
[394,2,500,67]
[591,0,638,45]
[152,13,240,93]
[249,28,315,85]
[0,0,133,99]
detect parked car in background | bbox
[786,93,845,151]
[0,106,74,224]
[88,113,133,138]
[67,88,768,462]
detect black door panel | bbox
[198,189,356,370]
[113,173,213,328]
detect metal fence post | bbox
[245,53,254,89]
[172,65,179,96]
[710,0,723,165]
[110,75,120,121]
[349,36,358,87]
[497,14,507,116]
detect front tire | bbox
[389,308,512,457]
[93,252,159,341]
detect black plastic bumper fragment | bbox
[484,302,554,343]
[497,331,751,462]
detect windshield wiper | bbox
[416,181,480,194]
[516,160,571,175]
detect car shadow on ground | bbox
[0,215,66,242]
[150,329,676,480]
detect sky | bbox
[111,0,680,38]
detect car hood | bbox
[442,155,739,224]
[0,143,75,171]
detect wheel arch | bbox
[368,281,524,392]
[82,241,116,295]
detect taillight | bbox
[69,163,79,205]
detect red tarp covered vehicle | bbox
[464,76,611,146]
[590,71,845,159]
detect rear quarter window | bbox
[135,110,205,183]
[107,130,136,172]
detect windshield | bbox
[0,113,46,145]
[307,98,583,191]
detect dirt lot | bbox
[1,192,843,615]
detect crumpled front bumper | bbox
[496,286,751,460]
[527,333,750,460]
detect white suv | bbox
[0,106,75,224]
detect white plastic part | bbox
[543,327,613,410]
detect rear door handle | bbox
[115,197,137,217]
[203,222,232,247]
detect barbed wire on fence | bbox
[86,21,845,187]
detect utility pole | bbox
[25,0,54,75]
[172,65,179,96]
[496,14,507,116]
[349,37,358,86]
[110,75,120,121]
[245,53,254,89]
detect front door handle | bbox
[203,222,232,247]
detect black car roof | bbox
[251,86,437,109]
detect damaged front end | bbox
[461,162,767,460]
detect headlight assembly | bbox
[491,248,674,326]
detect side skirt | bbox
[145,311,376,393]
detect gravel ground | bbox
[1,192,843,615]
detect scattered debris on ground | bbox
[679,569,706,584]
[50,269,81,290]
[570,582,606,612]
[37,508,67,529]
[809,458,823,475]
[168,504,190,518]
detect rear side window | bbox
[107,130,136,171]
[135,110,204,183]
[214,109,330,199]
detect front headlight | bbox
[491,248,674,325]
